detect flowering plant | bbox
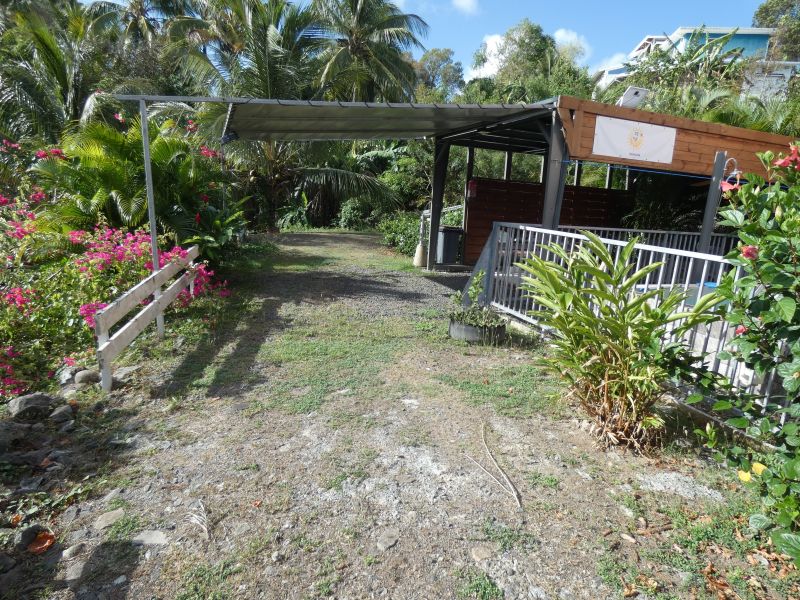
[715,145,800,562]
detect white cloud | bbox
[591,52,629,75]
[393,0,407,9]
[554,28,593,62]
[465,33,502,80]
[452,0,478,15]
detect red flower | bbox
[773,144,800,170]
[735,325,748,336]
[195,212,201,224]
[35,150,48,159]
[741,245,759,261]
[114,112,125,123]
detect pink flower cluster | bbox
[29,190,46,203]
[4,287,35,313]
[74,228,151,273]
[114,112,125,123]
[0,194,12,207]
[199,146,220,159]
[79,302,108,328]
[7,220,35,240]
[0,139,21,153]
[186,119,198,133]
[0,346,26,398]
[35,148,66,160]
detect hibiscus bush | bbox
[714,145,800,561]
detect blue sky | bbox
[398,0,765,77]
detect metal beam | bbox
[541,112,569,229]
[427,140,451,270]
[504,151,513,180]
[138,99,164,338]
[697,151,727,255]
[464,146,475,228]
[573,160,583,186]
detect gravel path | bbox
[3,233,746,600]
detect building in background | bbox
[597,26,798,96]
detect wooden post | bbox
[426,139,451,270]
[139,99,164,338]
[697,151,727,255]
[541,111,569,229]
[504,151,513,180]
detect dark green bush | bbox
[377,212,420,256]
[338,198,371,230]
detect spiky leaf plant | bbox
[518,232,720,451]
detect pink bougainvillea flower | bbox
[200,194,209,203]
[194,212,201,224]
[63,356,76,367]
[4,287,35,312]
[735,325,748,336]
[79,302,108,329]
[773,144,800,169]
[741,245,759,261]
[6,221,34,240]
[35,149,49,159]
[0,194,11,206]
[185,119,198,133]
[1,139,20,151]
[199,145,219,159]
[68,230,88,244]
[29,191,46,203]
[114,112,125,123]
[48,148,66,160]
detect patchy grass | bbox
[457,567,504,599]
[481,519,536,552]
[526,471,560,489]
[438,362,563,418]
[106,514,141,541]
[175,560,241,600]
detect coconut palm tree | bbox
[0,1,118,142]
[313,0,428,101]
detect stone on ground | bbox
[92,508,125,531]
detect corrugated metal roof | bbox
[223,99,555,152]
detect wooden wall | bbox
[557,96,794,178]
[463,178,634,264]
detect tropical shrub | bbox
[449,272,505,329]
[378,212,420,256]
[518,233,719,450]
[712,146,800,560]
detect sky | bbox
[396,0,765,78]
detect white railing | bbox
[420,205,463,243]
[484,222,782,405]
[559,225,737,256]
[95,246,199,391]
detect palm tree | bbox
[0,1,118,142]
[313,0,428,101]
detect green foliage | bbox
[457,567,504,600]
[712,146,800,562]
[449,272,505,330]
[518,234,720,450]
[377,212,419,256]
[754,0,800,60]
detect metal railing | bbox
[559,225,737,256]
[483,222,782,405]
[419,205,463,244]
[95,246,199,391]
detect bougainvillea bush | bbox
[715,146,800,562]
[0,136,225,400]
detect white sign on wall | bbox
[592,116,677,164]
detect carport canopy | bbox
[115,94,794,270]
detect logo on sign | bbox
[628,126,645,150]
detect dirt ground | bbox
[2,233,797,600]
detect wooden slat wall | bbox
[557,96,794,177]
[463,178,634,263]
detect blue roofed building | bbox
[597,26,798,96]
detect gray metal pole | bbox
[605,164,613,188]
[697,151,727,255]
[139,99,165,338]
[541,111,569,229]
[573,161,583,186]
[426,140,451,270]
[503,151,513,180]
[463,146,475,229]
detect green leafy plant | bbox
[449,272,505,330]
[712,146,800,562]
[518,233,720,450]
[377,212,420,256]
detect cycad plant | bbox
[33,117,241,251]
[518,233,720,450]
